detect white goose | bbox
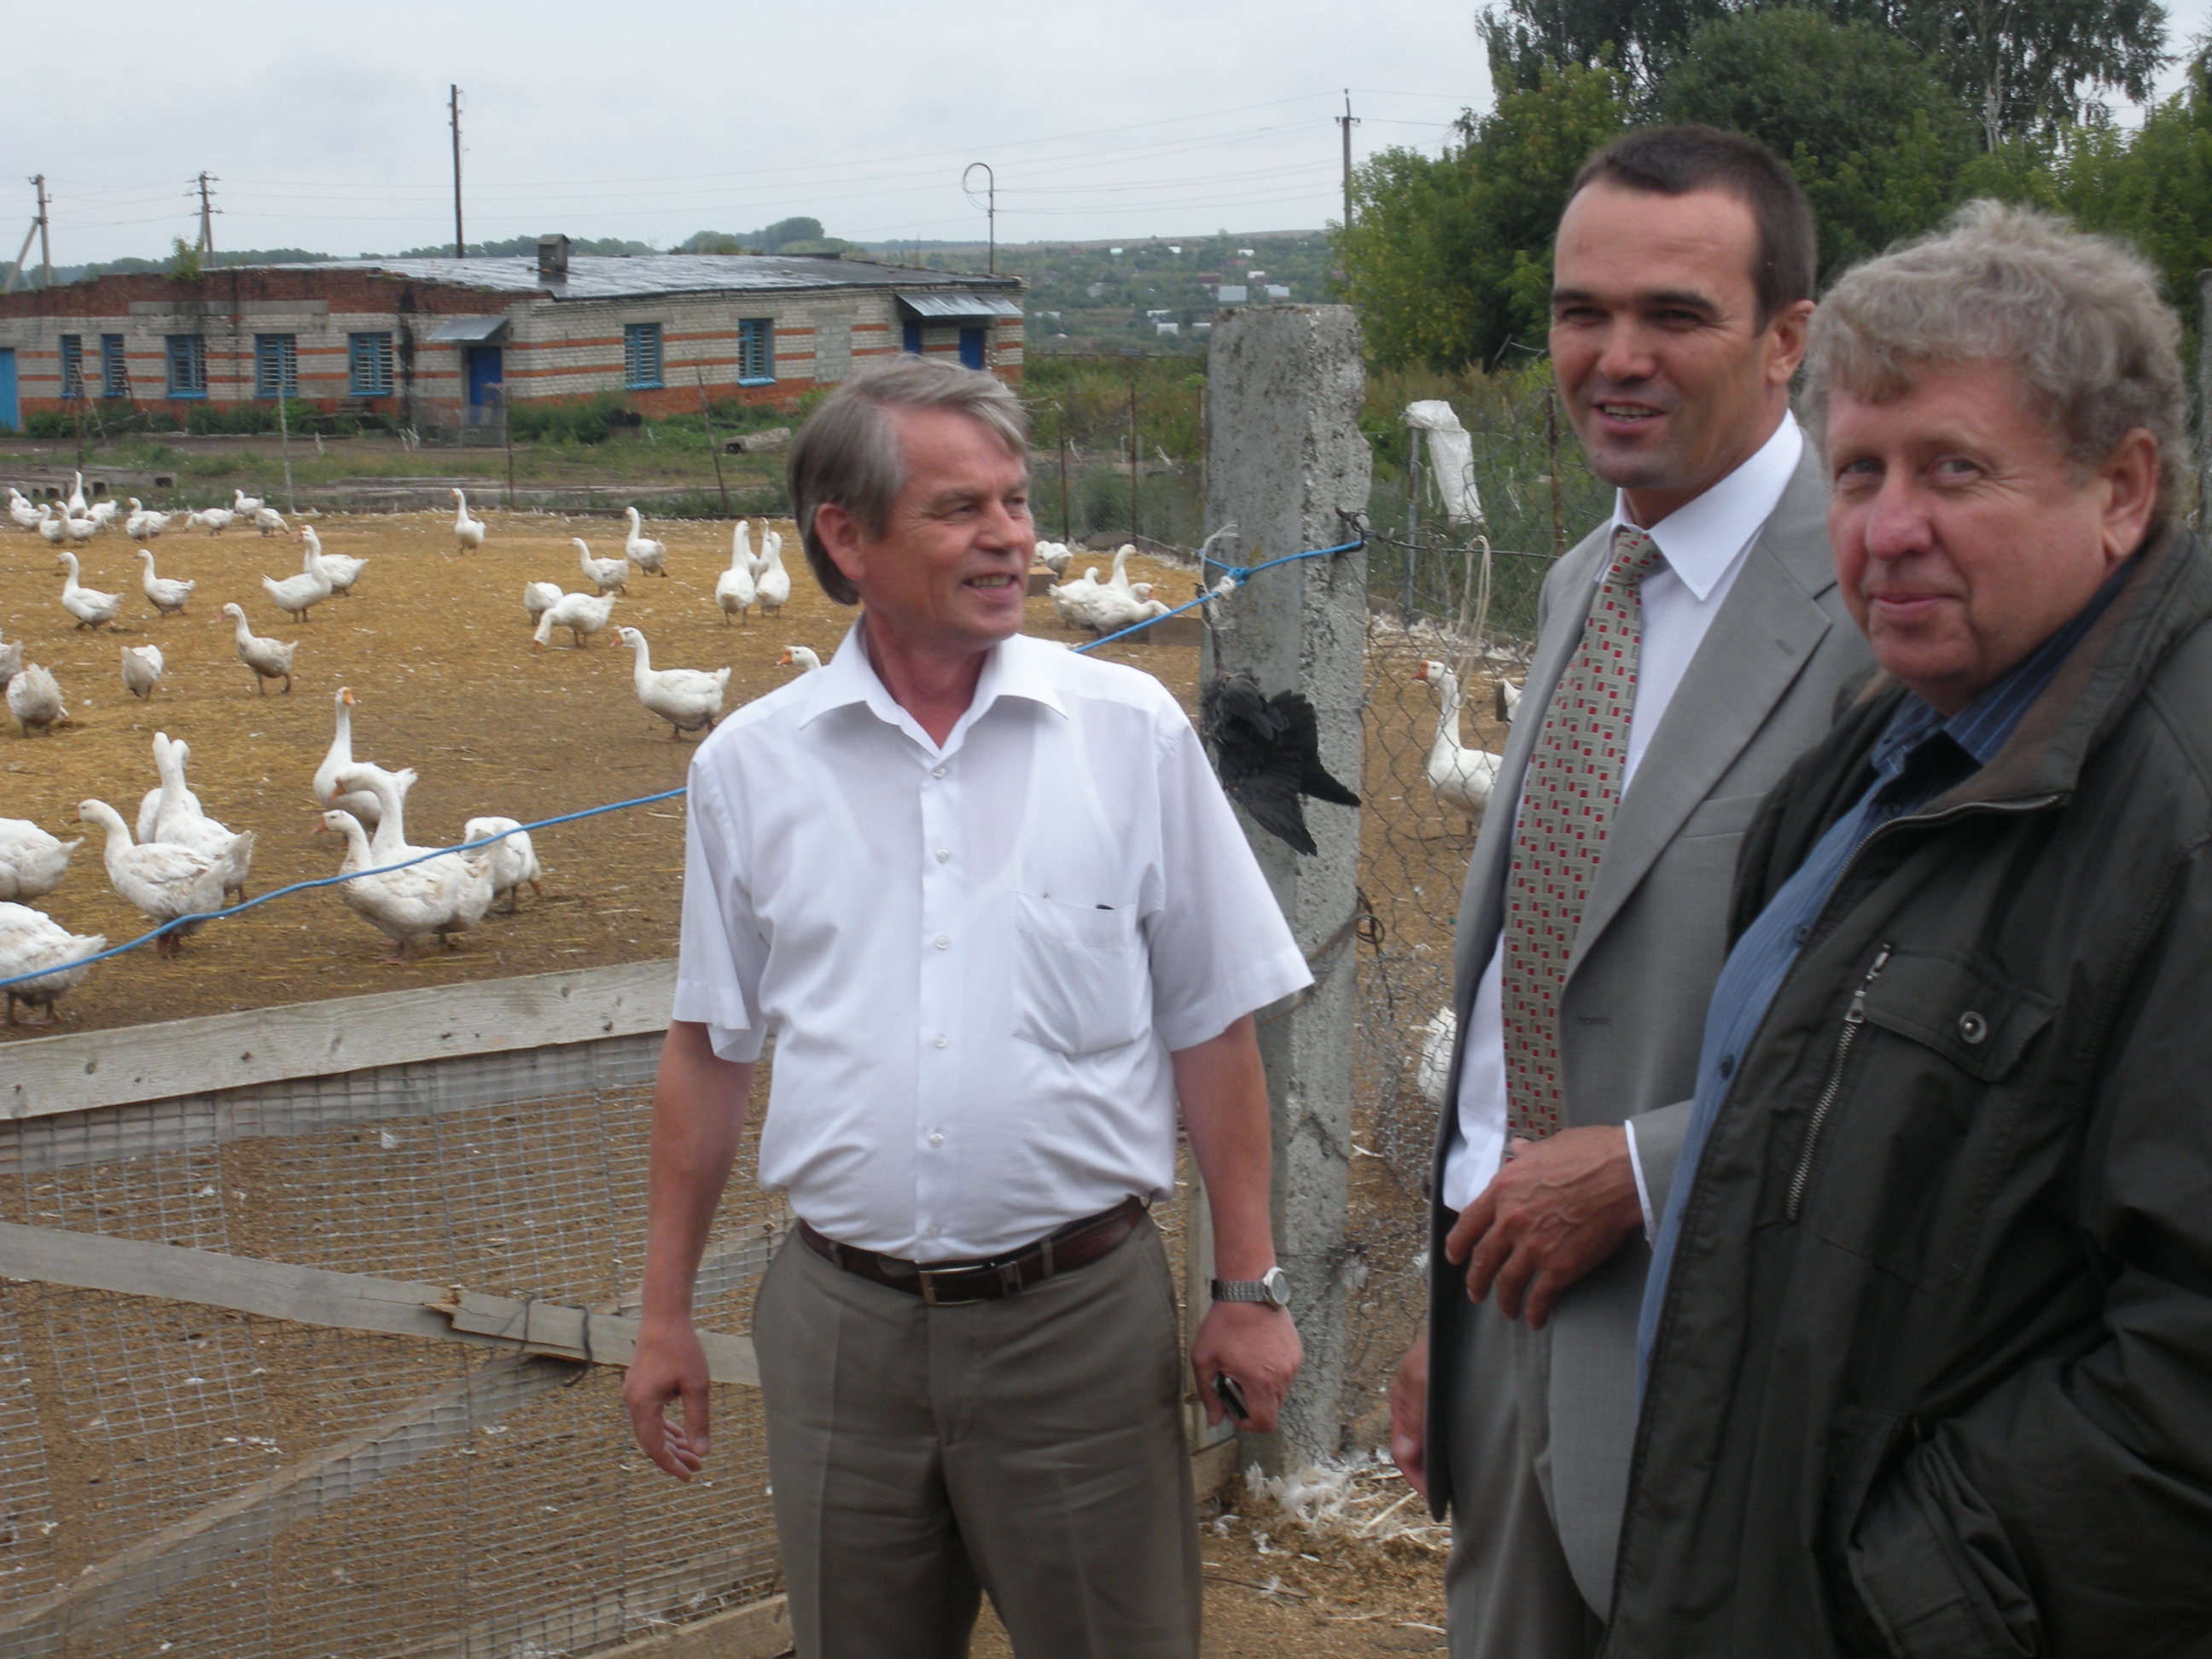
[522,581,563,625]
[1033,539,1074,577]
[0,819,79,902]
[714,527,755,625]
[34,506,66,548]
[0,903,102,1025]
[137,548,195,615]
[261,548,334,622]
[1103,543,1138,599]
[616,626,728,738]
[220,602,297,694]
[124,498,169,539]
[320,809,486,963]
[148,734,254,903]
[78,797,226,953]
[7,664,65,736]
[0,633,18,689]
[314,688,410,829]
[232,488,265,519]
[119,644,164,700]
[252,504,288,537]
[86,499,119,530]
[755,529,791,616]
[7,488,40,530]
[1415,659,1505,827]
[1047,566,1103,629]
[302,524,366,597]
[532,590,618,651]
[777,645,824,673]
[67,473,88,517]
[56,551,122,630]
[330,768,495,950]
[731,519,759,577]
[575,537,628,596]
[452,488,487,553]
[135,728,201,843]
[188,506,236,536]
[622,506,668,577]
[462,817,543,912]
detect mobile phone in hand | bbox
[1214,1372,1250,1423]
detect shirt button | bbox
[928,1132,945,1147]
[934,848,951,863]
[931,765,947,779]
[1792,923,1811,946]
[933,1033,948,1049]
[934,934,950,950]
[926,1224,942,1238]
[1718,1054,1737,1080]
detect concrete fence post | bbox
[1202,304,1371,1472]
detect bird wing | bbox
[1267,690,1362,807]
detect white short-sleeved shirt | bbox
[672,623,1311,1260]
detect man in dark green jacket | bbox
[1614,201,2212,1656]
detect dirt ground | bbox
[0,509,1202,1038]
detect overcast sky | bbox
[10,0,2205,267]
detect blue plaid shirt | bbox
[1637,568,2130,1389]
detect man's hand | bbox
[1388,1333,1429,1499]
[1445,1125,1643,1329]
[1191,1301,1301,1434]
[623,1313,712,1481]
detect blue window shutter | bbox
[624,323,663,389]
[167,334,205,396]
[59,335,83,399]
[736,319,773,384]
[101,335,125,398]
[348,332,393,396]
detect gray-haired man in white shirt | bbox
[624,356,1311,1659]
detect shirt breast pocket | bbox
[1011,892,1150,1057]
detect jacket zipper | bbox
[1784,944,1892,1222]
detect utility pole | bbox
[195,172,218,257]
[450,84,465,259]
[34,174,50,288]
[7,177,48,293]
[1336,90,1359,230]
[963,162,996,274]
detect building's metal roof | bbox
[896,291,1024,320]
[424,314,509,341]
[254,253,1022,303]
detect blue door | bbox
[466,346,504,407]
[958,327,986,370]
[0,349,16,432]
[902,321,923,355]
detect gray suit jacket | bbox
[1423,442,1871,1605]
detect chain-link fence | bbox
[1330,378,1611,1449]
[0,1022,783,1659]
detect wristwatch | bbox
[1210,1266,1291,1310]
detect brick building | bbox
[0,236,1024,432]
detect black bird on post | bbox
[1201,672,1360,856]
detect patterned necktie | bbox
[1500,524,1667,1141]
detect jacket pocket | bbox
[1010,892,1150,1056]
[1805,947,2054,1290]
[1678,790,1767,840]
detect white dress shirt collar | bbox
[1609,411,1803,601]
[799,620,1069,755]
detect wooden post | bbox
[1128,370,1140,543]
[502,387,516,510]
[1202,305,1371,1471]
[276,382,295,515]
[697,365,731,515]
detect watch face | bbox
[1261,1266,1290,1308]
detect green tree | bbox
[1657,10,1976,273]
[1337,59,1627,370]
[1480,0,2170,147]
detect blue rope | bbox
[0,787,688,996]
[5,532,1364,998]
[1072,534,1362,654]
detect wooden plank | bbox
[2,958,677,1120]
[0,1220,762,1383]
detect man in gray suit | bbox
[1388,126,1873,1656]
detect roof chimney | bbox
[537,234,571,283]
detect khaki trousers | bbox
[752,1215,1201,1659]
[1443,1303,1604,1659]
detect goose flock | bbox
[0,484,1180,1025]
[0,492,857,1022]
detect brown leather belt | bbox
[798,1196,1146,1306]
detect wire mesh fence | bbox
[0,1032,783,1659]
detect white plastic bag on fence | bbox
[1403,400,1484,527]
